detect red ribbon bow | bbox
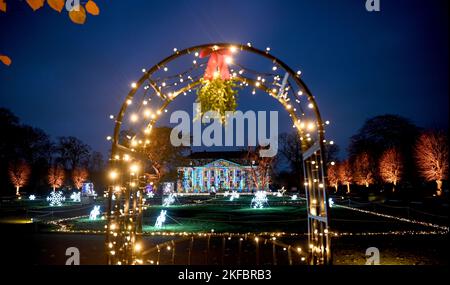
[199,47,231,81]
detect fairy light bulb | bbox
[225,56,233,65]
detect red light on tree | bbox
[415,132,448,196]
[48,165,65,192]
[327,164,340,192]
[338,160,352,193]
[247,146,274,191]
[72,168,88,190]
[379,148,403,192]
[354,152,374,188]
[8,161,31,196]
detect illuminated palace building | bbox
[177,151,269,193]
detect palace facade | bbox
[176,151,269,193]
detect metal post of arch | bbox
[106,43,332,265]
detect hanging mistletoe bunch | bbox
[196,46,239,122]
[197,77,238,121]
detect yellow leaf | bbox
[47,0,64,13]
[0,55,12,66]
[69,5,86,25]
[26,0,45,11]
[0,0,7,13]
[85,0,100,16]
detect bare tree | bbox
[56,136,91,171]
[327,164,340,192]
[9,161,31,196]
[353,152,374,188]
[379,148,403,192]
[338,160,352,193]
[72,168,88,190]
[48,165,65,192]
[279,132,303,177]
[415,132,448,196]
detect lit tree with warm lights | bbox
[72,167,88,190]
[8,161,31,196]
[354,152,374,188]
[48,165,65,192]
[415,132,448,196]
[327,164,340,192]
[338,160,352,193]
[247,146,274,191]
[379,148,403,192]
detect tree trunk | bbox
[436,180,443,196]
[346,183,350,194]
[53,186,56,192]
[16,186,20,196]
[334,185,338,193]
[392,181,397,193]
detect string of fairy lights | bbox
[106,43,334,154]
[104,43,337,265]
[334,204,449,231]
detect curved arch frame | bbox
[107,43,331,265]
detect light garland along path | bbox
[334,203,449,232]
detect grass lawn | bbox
[60,195,442,234]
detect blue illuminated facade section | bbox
[177,159,265,193]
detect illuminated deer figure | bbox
[155,210,167,229]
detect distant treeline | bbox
[0,108,106,196]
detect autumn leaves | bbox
[22,0,100,24]
[0,0,101,66]
[0,55,11,66]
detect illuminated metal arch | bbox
[107,43,331,265]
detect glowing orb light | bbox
[251,191,269,209]
[47,191,65,207]
[89,205,101,220]
[29,195,36,201]
[292,195,298,201]
[147,192,154,198]
[154,210,167,229]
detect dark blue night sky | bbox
[0,0,448,157]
